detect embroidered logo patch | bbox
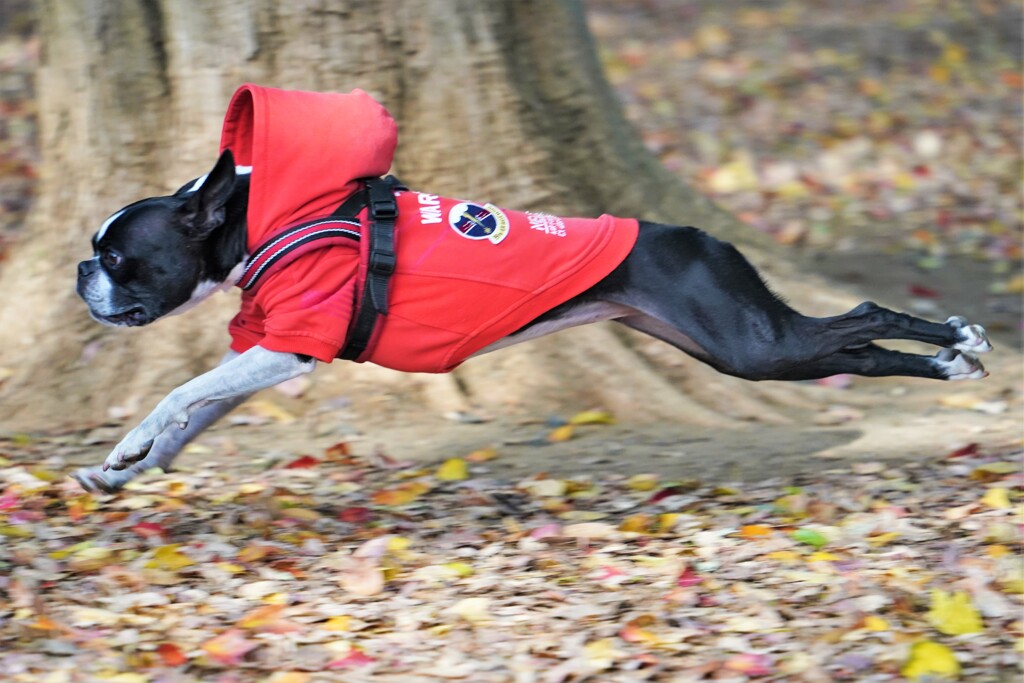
[448,202,509,244]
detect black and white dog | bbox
[74,152,992,492]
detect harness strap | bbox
[238,175,406,362]
[338,175,406,361]
[238,218,361,292]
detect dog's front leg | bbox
[73,353,251,492]
[100,347,315,473]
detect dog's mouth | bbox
[95,306,150,327]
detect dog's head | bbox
[77,151,244,327]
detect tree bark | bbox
[0,0,855,428]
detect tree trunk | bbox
[0,0,855,429]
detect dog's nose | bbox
[78,259,97,278]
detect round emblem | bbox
[448,202,509,244]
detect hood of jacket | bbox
[219,84,398,249]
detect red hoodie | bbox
[221,84,638,373]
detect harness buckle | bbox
[370,250,396,275]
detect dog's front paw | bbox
[72,465,138,493]
[103,426,159,471]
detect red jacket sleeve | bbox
[228,247,360,362]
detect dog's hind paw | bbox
[936,348,988,380]
[946,316,994,354]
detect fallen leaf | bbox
[740,524,773,539]
[155,642,188,666]
[927,589,984,635]
[465,447,498,462]
[626,473,659,491]
[547,425,575,442]
[144,544,195,571]
[371,482,430,506]
[723,653,775,677]
[236,604,302,633]
[980,487,1011,509]
[436,457,469,481]
[902,640,961,680]
[445,597,491,624]
[326,648,375,669]
[338,558,385,596]
[201,628,259,666]
[283,455,319,469]
[568,410,615,425]
[791,528,828,548]
[245,399,296,424]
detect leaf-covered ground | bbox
[0,427,1021,682]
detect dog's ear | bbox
[178,149,236,238]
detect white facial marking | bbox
[188,174,209,192]
[80,260,120,322]
[96,210,126,242]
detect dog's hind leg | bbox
[769,344,987,381]
[602,223,992,381]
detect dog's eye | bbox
[101,250,124,269]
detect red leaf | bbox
[326,649,375,669]
[131,522,167,539]
[284,455,319,469]
[338,506,372,524]
[647,486,690,504]
[676,566,703,587]
[156,642,188,666]
[325,441,352,459]
[909,284,940,298]
[946,443,980,459]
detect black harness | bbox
[238,175,406,361]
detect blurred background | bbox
[0,0,1020,336]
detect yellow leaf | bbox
[0,525,32,538]
[902,640,961,680]
[658,513,682,533]
[618,514,652,533]
[322,616,352,632]
[807,551,841,563]
[582,638,620,670]
[436,458,469,481]
[927,589,984,635]
[981,487,1011,510]
[28,468,62,482]
[265,673,310,683]
[764,550,802,564]
[547,425,575,442]
[867,532,901,547]
[626,474,659,491]
[442,562,474,578]
[568,410,615,425]
[246,400,296,424]
[145,544,195,571]
[986,544,1010,558]
[863,616,889,632]
[942,43,966,66]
